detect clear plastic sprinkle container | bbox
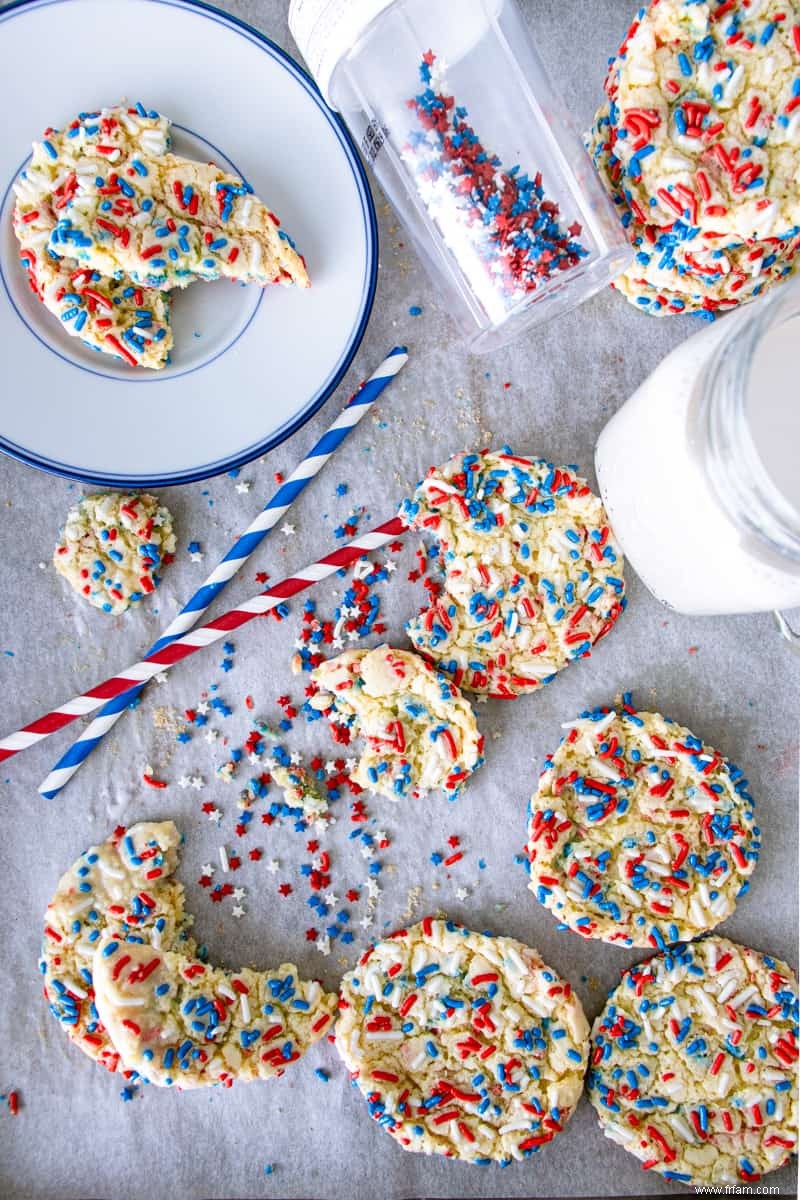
[289,0,631,352]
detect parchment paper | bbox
[0,1,797,1197]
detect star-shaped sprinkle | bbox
[177,774,191,789]
[455,887,469,901]
[155,672,169,684]
[280,523,295,537]
[384,559,397,573]
[197,700,210,715]
[233,887,246,902]
[207,808,222,823]
[266,859,280,873]
[190,775,204,790]
[235,481,251,494]
[324,892,339,906]
[189,550,204,563]
[278,883,292,896]
[231,904,245,918]
[201,863,215,876]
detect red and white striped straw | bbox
[0,515,408,765]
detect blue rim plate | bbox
[0,0,378,487]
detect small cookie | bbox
[588,937,799,1186]
[310,645,484,801]
[335,917,589,1164]
[40,822,193,1073]
[53,492,176,614]
[400,449,625,697]
[13,106,173,367]
[92,938,337,1089]
[526,697,760,948]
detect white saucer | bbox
[0,0,377,486]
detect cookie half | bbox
[310,645,484,801]
[92,938,336,1089]
[40,821,192,1073]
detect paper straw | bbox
[0,515,409,766]
[37,346,408,798]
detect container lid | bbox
[289,0,396,107]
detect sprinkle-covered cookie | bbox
[53,492,176,614]
[587,102,799,316]
[335,917,589,1164]
[13,106,173,367]
[526,697,760,948]
[310,645,484,801]
[587,2,800,317]
[608,1,800,243]
[92,938,336,1089]
[40,822,193,1074]
[400,449,625,698]
[588,937,799,1185]
[42,106,309,291]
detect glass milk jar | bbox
[289,0,630,351]
[595,282,800,622]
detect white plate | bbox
[0,0,377,486]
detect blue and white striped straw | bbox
[38,345,408,799]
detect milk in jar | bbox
[595,282,800,617]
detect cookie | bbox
[400,449,625,697]
[53,492,176,614]
[46,111,309,290]
[309,645,484,801]
[40,821,193,1074]
[526,697,760,948]
[588,937,799,1185]
[92,938,336,1089]
[335,917,589,1164]
[608,1,800,243]
[13,106,173,367]
[587,102,799,316]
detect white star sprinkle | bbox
[205,729,220,743]
[197,701,209,715]
[189,550,204,563]
[247,752,261,765]
[358,915,373,929]
[235,481,251,494]
[190,775,204,790]
[331,637,344,650]
[324,892,339,906]
[374,831,387,844]
[207,808,222,824]
[316,934,331,956]
[324,760,337,775]
[155,672,169,683]
[455,887,469,901]
[233,887,246,902]
[231,904,245,919]
[384,559,397,573]
[360,843,374,859]
[177,775,191,789]
[366,879,381,898]
[280,522,295,537]
[201,863,215,876]
[266,859,280,873]
[289,751,302,765]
